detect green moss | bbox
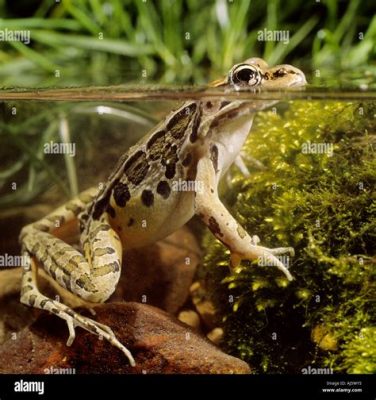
[201,100,376,373]
[340,328,376,374]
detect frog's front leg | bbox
[194,157,294,280]
[19,188,135,366]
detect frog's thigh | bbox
[194,157,293,280]
[20,188,122,303]
[22,217,122,303]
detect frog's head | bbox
[198,58,306,145]
[213,57,306,90]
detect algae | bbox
[201,100,376,373]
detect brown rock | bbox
[0,302,250,374]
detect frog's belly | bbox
[109,190,195,250]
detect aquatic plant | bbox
[201,100,376,373]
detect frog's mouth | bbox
[209,100,277,130]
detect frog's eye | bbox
[230,64,261,87]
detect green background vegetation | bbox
[0,0,375,87]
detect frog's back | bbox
[89,101,201,248]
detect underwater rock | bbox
[0,302,251,374]
[178,310,201,330]
[207,327,224,344]
[111,226,200,314]
[190,282,218,329]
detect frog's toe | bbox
[259,251,294,281]
[93,320,116,335]
[268,246,295,257]
[251,235,260,246]
[230,249,293,281]
[65,316,76,346]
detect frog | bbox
[19,58,306,366]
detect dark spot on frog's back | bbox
[189,107,201,143]
[92,192,112,220]
[147,130,166,160]
[124,150,149,185]
[141,189,154,207]
[157,180,171,199]
[162,145,178,179]
[113,182,131,207]
[167,103,196,139]
[165,162,176,179]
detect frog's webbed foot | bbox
[61,308,135,366]
[245,235,294,279]
[230,245,294,281]
[21,261,136,366]
[268,246,295,257]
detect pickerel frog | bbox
[19,58,306,366]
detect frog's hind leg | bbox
[19,188,135,366]
[21,257,135,365]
